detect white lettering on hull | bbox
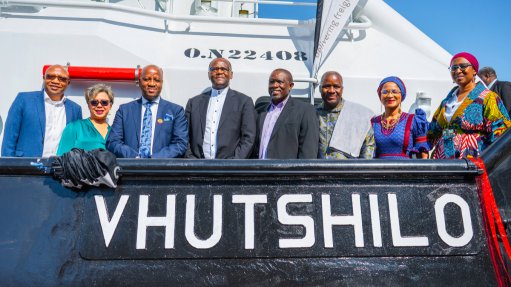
[369,194,382,247]
[95,194,129,248]
[322,194,364,248]
[232,194,268,249]
[388,194,429,247]
[277,194,315,248]
[435,194,474,247]
[185,194,223,249]
[136,194,176,249]
[94,192,476,251]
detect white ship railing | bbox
[218,0,316,18]
[1,0,372,29]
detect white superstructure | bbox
[0,0,453,144]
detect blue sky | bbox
[259,0,511,81]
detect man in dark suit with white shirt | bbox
[254,68,319,159]
[478,66,511,113]
[185,58,256,159]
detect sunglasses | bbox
[449,63,472,72]
[381,89,401,95]
[45,74,69,82]
[90,99,111,107]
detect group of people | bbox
[2,52,511,160]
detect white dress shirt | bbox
[42,92,67,157]
[202,87,228,159]
[140,96,160,154]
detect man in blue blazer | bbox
[107,65,188,158]
[1,65,82,157]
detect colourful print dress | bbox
[371,109,429,159]
[427,82,511,159]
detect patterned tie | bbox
[139,101,153,158]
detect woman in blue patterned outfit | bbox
[371,76,430,159]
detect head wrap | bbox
[377,76,407,101]
[451,52,479,73]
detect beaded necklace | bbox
[380,110,403,136]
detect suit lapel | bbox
[199,92,210,137]
[64,98,73,124]
[218,89,233,130]
[36,91,46,138]
[258,108,268,139]
[154,100,165,146]
[270,97,293,140]
[133,99,142,146]
[491,81,498,93]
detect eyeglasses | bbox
[90,99,110,107]
[45,74,69,82]
[209,67,230,72]
[449,63,472,72]
[381,89,401,95]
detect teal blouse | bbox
[57,118,111,156]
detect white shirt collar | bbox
[44,91,66,106]
[446,88,460,102]
[211,87,229,97]
[488,78,498,89]
[142,95,160,105]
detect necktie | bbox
[139,101,153,158]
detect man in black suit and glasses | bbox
[185,58,256,159]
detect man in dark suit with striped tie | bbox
[107,65,188,158]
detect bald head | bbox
[140,64,163,101]
[43,64,70,100]
[44,64,69,77]
[272,68,293,83]
[209,58,232,71]
[320,71,342,86]
[208,58,233,89]
[141,64,163,77]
